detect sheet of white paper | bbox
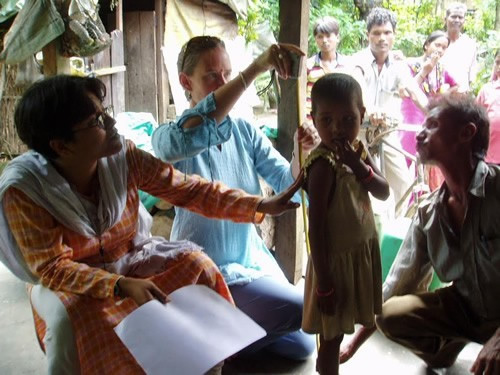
[114,284,266,375]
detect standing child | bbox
[302,73,390,375]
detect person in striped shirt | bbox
[305,16,350,124]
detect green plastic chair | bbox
[379,217,444,291]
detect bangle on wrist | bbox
[360,166,375,184]
[114,277,123,297]
[316,286,334,297]
[239,71,248,90]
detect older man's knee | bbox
[376,295,414,339]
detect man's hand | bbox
[470,328,500,375]
[368,111,388,128]
[257,171,304,216]
[339,325,377,364]
[117,277,169,306]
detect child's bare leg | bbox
[316,334,343,375]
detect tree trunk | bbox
[353,0,383,20]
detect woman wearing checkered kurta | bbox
[0,75,301,374]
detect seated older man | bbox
[341,93,500,375]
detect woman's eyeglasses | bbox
[72,105,114,133]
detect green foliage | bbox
[309,2,366,56]
[238,0,498,92]
[382,0,442,57]
[238,0,280,44]
[470,30,500,95]
[465,0,496,41]
[382,0,499,92]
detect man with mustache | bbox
[352,7,425,216]
[341,93,500,375]
[440,2,478,93]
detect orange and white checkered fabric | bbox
[3,141,265,374]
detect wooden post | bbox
[155,0,169,123]
[42,39,71,77]
[42,0,70,76]
[124,12,158,119]
[275,0,310,284]
[110,31,126,114]
[116,0,123,31]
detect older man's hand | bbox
[470,328,500,375]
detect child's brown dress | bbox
[302,146,382,340]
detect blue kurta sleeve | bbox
[152,93,233,163]
[240,122,302,203]
[249,124,295,194]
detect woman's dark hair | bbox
[423,31,449,52]
[177,36,226,75]
[311,73,364,114]
[313,16,340,37]
[366,7,397,33]
[427,93,490,160]
[15,75,106,160]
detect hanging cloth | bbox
[0,0,64,64]
[60,0,111,57]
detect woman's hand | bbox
[291,122,321,178]
[253,43,305,79]
[297,122,321,153]
[419,52,440,79]
[256,171,304,216]
[116,277,169,306]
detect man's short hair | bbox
[446,2,467,17]
[313,16,340,36]
[366,7,397,33]
[428,93,490,160]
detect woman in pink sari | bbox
[477,50,500,164]
[400,31,458,189]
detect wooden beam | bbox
[275,0,310,284]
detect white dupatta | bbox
[0,136,129,283]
